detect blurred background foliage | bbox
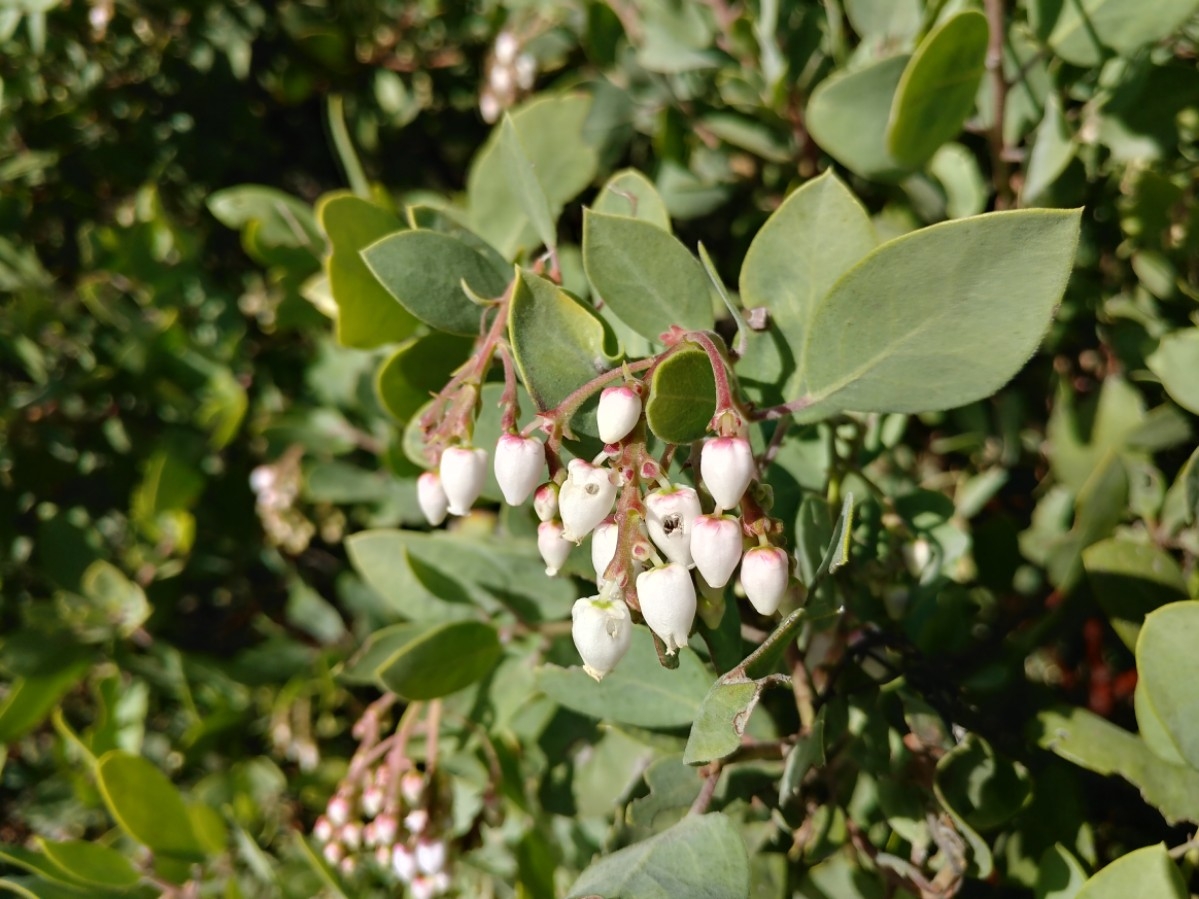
[2,0,1199,896]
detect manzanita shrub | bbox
[5,0,1199,897]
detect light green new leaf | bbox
[565,813,750,899]
[583,209,715,341]
[96,751,204,859]
[795,208,1081,418]
[1137,602,1199,770]
[375,620,502,700]
[1048,0,1199,67]
[0,661,89,745]
[1081,538,1188,651]
[806,55,911,181]
[498,115,558,252]
[362,230,508,335]
[1022,94,1076,206]
[468,94,599,259]
[36,840,140,890]
[316,192,418,349]
[1075,844,1186,899]
[509,268,618,428]
[887,11,989,168]
[644,347,717,444]
[207,185,321,250]
[1147,328,1199,415]
[593,169,672,231]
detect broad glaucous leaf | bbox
[1147,328,1199,415]
[362,230,508,335]
[565,813,750,899]
[793,209,1081,418]
[682,680,762,765]
[206,185,321,250]
[468,93,600,259]
[375,619,503,700]
[806,55,911,181]
[498,114,558,252]
[1135,679,1188,766]
[644,346,716,444]
[583,209,715,341]
[1047,0,1199,67]
[375,331,475,423]
[886,11,989,168]
[593,169,672,231]
[1136,602,1199,770]
[843,0,922,43]
[1074,844,1187,899]
[1022,94,1076,206]
[1081,537,1188,650]
[316,192,418,349]
[95,751,205,859]
[36,840,140,890]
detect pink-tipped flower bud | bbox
[691,514,743,588]
[327,794,351,827]
[341,822,362,851]
[591,519,619,586]
[533,482,559,522]
[323,841,344,865]
[701,437,755,511]
[393,844,417,882]
[645,485,701,567]
[559,459,617,542]
[404,809,429,834]
[313,816,334,843]
[636,563,696,654]
[538,520,573,576]
[597,385,642,444]
[361,786,383,819]
[571,595,634,681]
[439,446,488,516]
[740,546,790,615]
[400,771,424,806]
[339,856,357,876]
[375,844,391,866]
[363,821,379,847]
[417,472,449,526]
[411,876,437,899]
[493,434,545,505]
[374,813,398,847]
[415,838,447,875]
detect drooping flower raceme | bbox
[559,459,618,542]
[700,436,755,511]
[741,545,790,615]
[690,514,743,588]
[636,562,696,653]
[571,595,634,680]
[493,434,545,505]
[645,485,701,567]
[596,385,642,444]
[439,446,488,516]
[417,472,449,526]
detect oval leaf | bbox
[1147,328,1199,415]
[362,231,508,335]
[375,619,502,700]
[806,55,911,181]
[583,209,714,341]
[37,840,140,890]
[95,751,203,859]
[1075,843,1187,899]
[593,169,672,231]
[645,346,717,444]
[796,208,1081,417]
[498,114,558,252]
[886,11,989,168]
[1081,537,1188,651]
[1137,601,1199,769]
[375,332,474,423]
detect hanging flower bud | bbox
[571,595,633,680]
[591,519,618,586]
[404,809,429,834]
[374,813,398,847]
[493,434,545,506]
[417,472,449,526]
[597,385,642,444]
[327,794,351,827]
[538,520,573,576]
[392,844,417,882]
[410,877,437,899]
[740,546,790,615]
[339,856,357,876]
[533,482,559,522]
[400,771,424,806]
[636,563,696,654]
[313,816,334,843]
[341,822,362,851]
[701,437,755,511]
[439,446,488,516]
[323,841,344,865]
[415,838,447,875]
[645,485,701,567]
[559,459,617,541]
[690,514,743,588]
[361,786,383,819]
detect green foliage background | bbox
[3,0,1199,896]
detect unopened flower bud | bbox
[375,845,391,866]
[361,786,383,819]
[645,485,701,567]
[400,771,424,805]
[411,876,437,899]
[636,563,696,654]
[538,520,573,576]
[515,54,536,90]
[404,809,429,834]
[415,838,447,875]
[494,434,545,505]
[571,595,633,680]
[339,856,357,875]
[701,437,755,511]
[375,813,398,846]
[480,91,500,123]
[495,31,518,64]
[430,872,451,894]
[691,514,743,588]
[559,459,617,541]
[323,841,344,865]
[363,821,379,847]
[533,482,559,522]
[341,822,362,851]
[327,795,351,827]
[591,519,618,586]
[597,385,642,444]
[439,446,488,516]
[417,472,449,526]
[740,546,790,615]
[313,816,334,843]
[489,64,514,96]
[393,844,417,881]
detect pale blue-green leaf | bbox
[1074,844,1186,899]
[593,169,672,231]
[1048,0,1199,67]
[1147,328,1199,415]
[1137,602,1199,770]
[929,143,988,219]
[644,346,717,445]
[806,55,911,181]
[498,115,558,252]
[1135,679,1188,766]
[682,680,761,765]
[375,620,502,700]
[1022,94,1076,206]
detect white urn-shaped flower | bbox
[493,434,545,506]
[636,562,696,654]
[700,436,755,511]
[439,446,488,516]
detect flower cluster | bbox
[479,30,537,122]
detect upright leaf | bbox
[498,115,558,252]
[1075,844,1187,899]
[1136,602,1199,769]
[806,55,911,181]
[593,169,672,231]
[95,752,204,859]
[644,346,717,444]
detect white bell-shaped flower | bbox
[415,838,447,875]
[533,482,559,522]
[591,518,619,586]
[439,446,488,516]
[740,545,790,615]
[559,459,617,541]
[645,485,701,567]
[597,385,642,444]
[493,434,545,506]
[571,595,633,681]
[417,472,449,526]
[700,437,755,511]
[392,844,417,882]
[691,514,743,588]
[538,520,573,576]
[636,563,696,654]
